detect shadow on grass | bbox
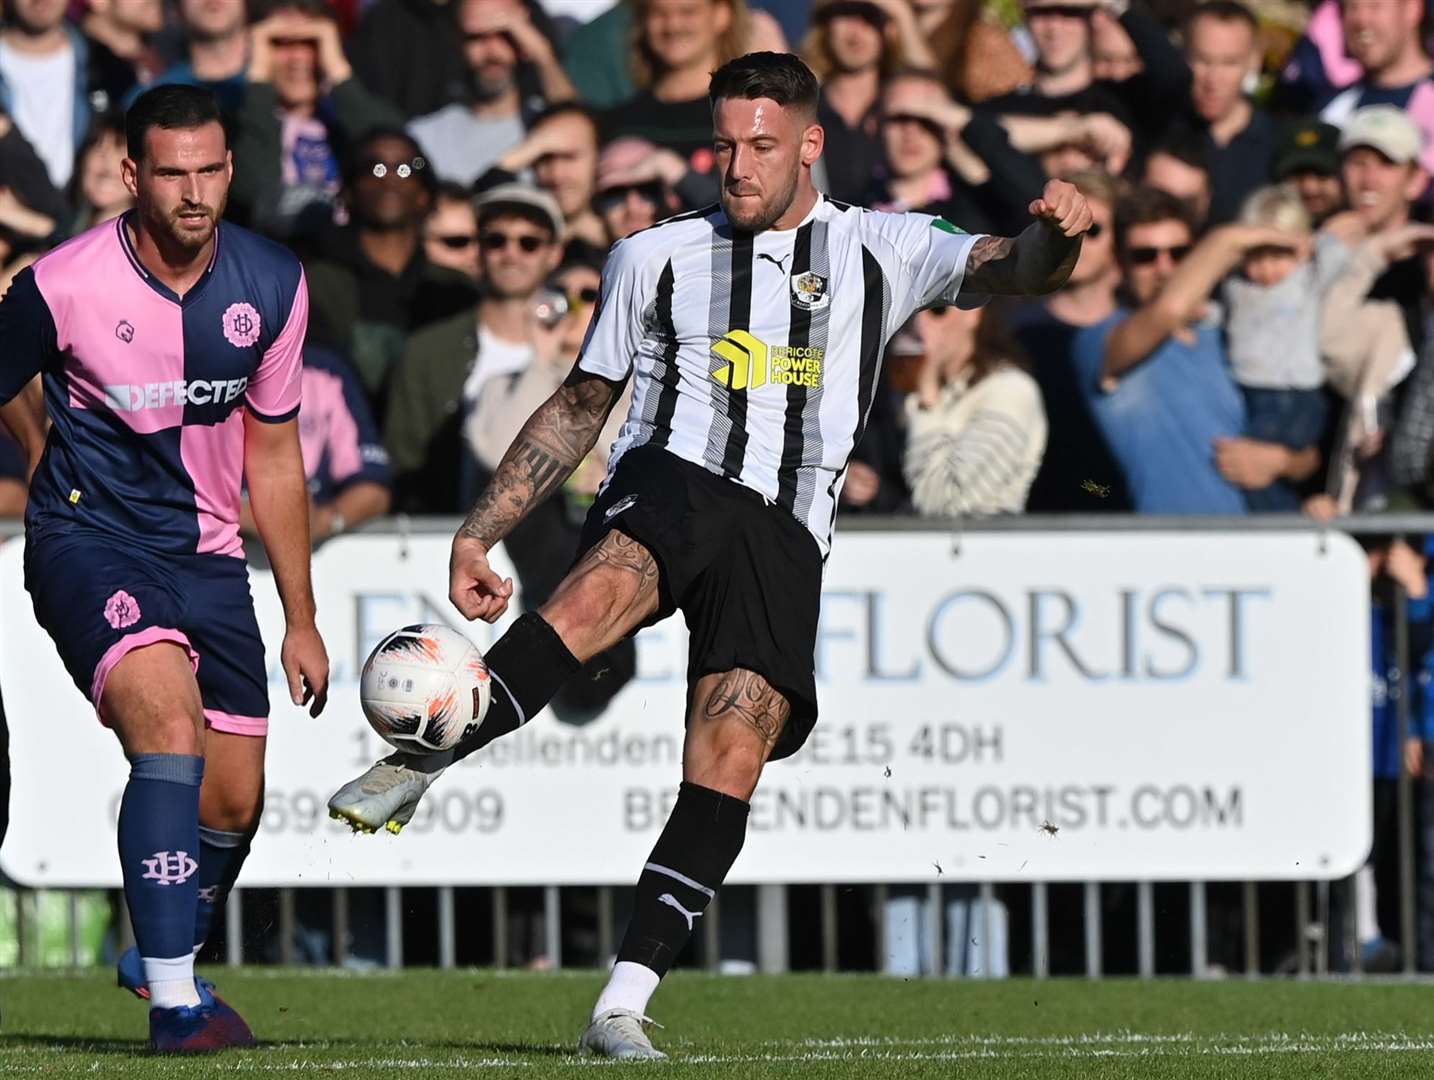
[0,1033,575,1060]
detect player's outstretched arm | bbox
[963,179,1092,298]
[244,412,330,716]
[449,367,625,623]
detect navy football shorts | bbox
[24,525,270,736]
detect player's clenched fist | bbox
[1029,179,1093,239]
[450,535,515,623]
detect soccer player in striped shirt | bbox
[329,52,1091,1058]
[0,86,330,1052]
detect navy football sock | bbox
[193,825,251,951]
[450,613,580,762]
[118,753,204,1007]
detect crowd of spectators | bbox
[0,0,1433,534]
[7,0,1434,973]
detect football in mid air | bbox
[359,624,492,754]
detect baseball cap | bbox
[473,182,565,239]
[812,0,887,25]
[1273,120,1340,179]
[1338,105,1425,166]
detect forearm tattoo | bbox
[459,373,617,548]
[700,669,791,747]
[964,226,1081,297]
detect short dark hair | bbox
[708,51,820,118]
[1115,186,1197,249]
[1187,0,1258,36]
[125,84,225,161]
[1144,131,1210,176]
[531,102,601,141]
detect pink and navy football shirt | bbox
[0,212,307,557]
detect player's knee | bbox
[685,716,774,800]
[201,779,263,834]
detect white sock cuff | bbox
[143,954,196,981]
[592,960,661,1021]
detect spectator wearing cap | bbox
[1274,119,1346,226]
[871,69,1046,237]
[1329,105,1430,352]
[1142,131,1213,232]
[1319,0,1434,181]
[990,0,1189,163]
[802,0,905,205]
[476,103,607,248]
[304,128,478,407]
[1012,169,1132,512]
[141,0,250,113]
[230,0,403,240]
[423,181,481,280]
[1073,186,1252,513]
[1172,0,1278,226]
[384,182,564,514]
[407,0,575,187]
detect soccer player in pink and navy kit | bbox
[0,86,330,1052]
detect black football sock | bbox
[614,781,751,977]
[447,612,580,762]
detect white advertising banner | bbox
[0,528,1371,886]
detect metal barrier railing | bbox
[4,512,1432,977]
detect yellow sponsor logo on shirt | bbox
[711,331,823,392]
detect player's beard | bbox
[722,166,801,233]
[152,197,224,255]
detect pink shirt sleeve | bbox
[247,267,307,422]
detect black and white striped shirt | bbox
[578,195,984,555]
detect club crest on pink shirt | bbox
[104,590,141,630]
[222,302,262,348]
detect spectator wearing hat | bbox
[1318,0,1434,181]
[477,103,607,248]
[230,0,404,240]
[1328,105,1430,352]
[304,128,479,407]
[407,0,575,187]
[1172,0,1279,226]
[384,182,564,514]
[1274,119,1346,227]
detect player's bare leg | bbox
[328,530,661,832]
[581,668,789,1060]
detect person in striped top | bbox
[328,51,1092,1059]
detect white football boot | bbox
[578,1009,667,1060]
[327,751,450,834]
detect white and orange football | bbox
[359,624,492,754]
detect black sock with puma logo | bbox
[616,781,751,975]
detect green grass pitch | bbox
[3,970,1434,1077]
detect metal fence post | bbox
[1242,881,1259,977]
[1295,882,1310,978]
[438,885,456,969]
[492,886,509,969]
[332,887,349,967]
[384,885,403,969]
[544,885,563,970]
[278,888,297,966]
[1084,881,1102,978]
[756,884,788,974]
[820,884,838,973]
[978,882,995,978]
[597,886,614,966]
[1189,882,1207,978]
[924,883,943,977]
[1136,881,1154,979]
[702,892,720,972]
[226,888,244,967]
[1031,883,1049,979]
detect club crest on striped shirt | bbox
[789,271,830,312]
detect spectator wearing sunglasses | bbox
[1073,186,1250,513]
[870,69,1046,237]
[424,181,482,280]
[304,128,479,408]
[407,0,575,187]
[588,137,686,244]
[230,0,404,240]
[384,183,563,514]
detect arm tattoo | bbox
[962,225,1082,297]
[699,669,791,747]
[459,370,620,547]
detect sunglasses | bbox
[1027,4,1095,18]
[480,231,548,253]
[361,157,426,181]
[430,233,478,250]
[883,112,944,136]
[594,182,664,213]
[1127,244,1191,265]
[568,285,600,305]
